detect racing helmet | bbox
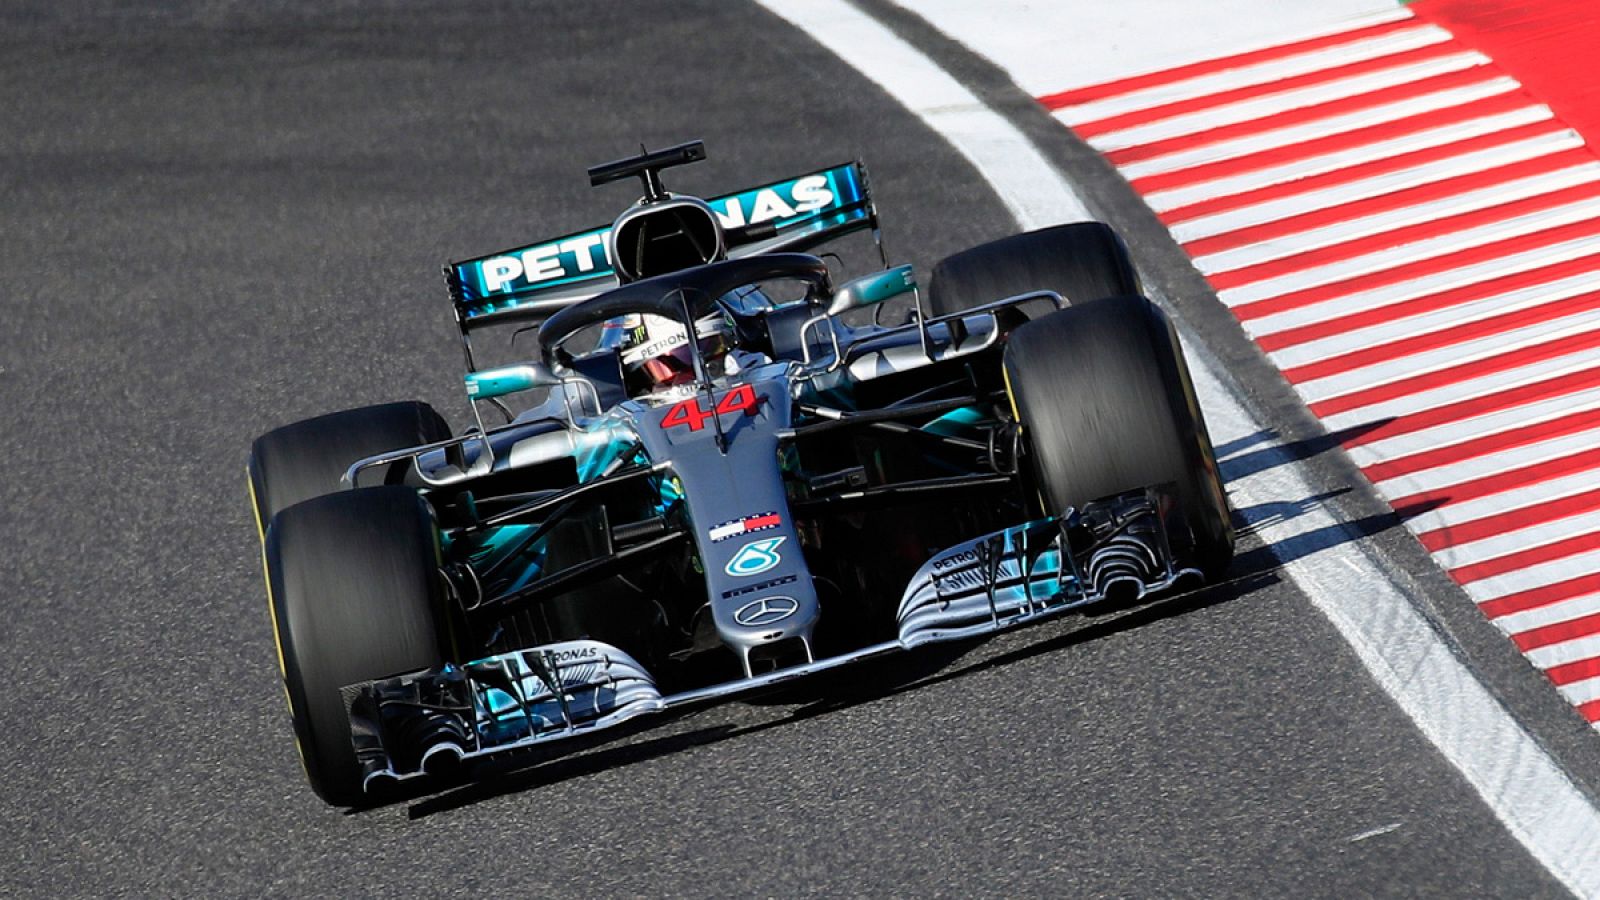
[607,312,734,393]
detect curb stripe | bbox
[1183,149,1596,257]
[1136,91,1546,196]
[1189,159,1600,267]
[1484,573,1600,621]
[1564,677,1600,711]
[1440,509,1600,571]
[1497,590,1600,636]
[1466,548,1600,610]
[1390,446,1600,531]
[1105,66,1501,166]
[1408,458,1600,534]
[1170,115,1562,241]
[1229,214,1600,320]
[1548,656,1600,687]
[1142,79,1528,209]
[1310,321,1600,417]
[1075,41,1469,139]
[1332,362,1600,447]
[1037,9,1416,111]
[1282,276,1600,382]
[1057,27,1454,129]
[1366,397,1600,486]
[1295,294,1600,403]
[1472,506,1600,566]
[1260,248,1600,351]
[1207,184,1600,290]
[1035,2,1600,740]
[1157,115,1565,224]
[1456,531,1600,584]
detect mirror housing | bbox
[464,363,563,402]
[826,265,915,317]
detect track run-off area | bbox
[5,0,1600,896]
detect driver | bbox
[608,311,737,395]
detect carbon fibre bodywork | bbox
[257,145,1224,799]
[339,284,1203,789]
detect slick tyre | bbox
[248,401,451,530]
[926,221,1140,318]
[264,485,446,806]
[1003,295,1233,578]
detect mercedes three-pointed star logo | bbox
[733,595,799,627]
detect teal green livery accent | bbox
[827,265,916,316]
[923,405,989,437]
[464,364,562,402]
[574,431,644,483]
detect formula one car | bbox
[248,141,1233,806]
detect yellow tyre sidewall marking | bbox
[247,468,309,774]
[1001,362,1050,516]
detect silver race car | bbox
[248,141,1233,806]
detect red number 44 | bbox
[661,384,759,431]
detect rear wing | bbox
[444,161,877,332]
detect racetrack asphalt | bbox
[0,2,1579,895]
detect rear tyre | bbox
[1003,295,1233,578]
[265,485,446,806]
[927,221,1140,318]
[248,401,451,531]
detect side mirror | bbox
[464,363,563,402]
[826,265,916,317]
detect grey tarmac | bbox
[0,2,1577,896]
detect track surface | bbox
[0,3,1572,895]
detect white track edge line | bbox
[758,0,1600,892]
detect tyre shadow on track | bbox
[1214,418,1394,481]
[396,564,1281,820]
[1215,415,1447,568]
[1230,491,1445,571]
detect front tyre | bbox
[1003,295,1233,578]
[248,401,451,530]
[927,221,1140,318]
[264,485,446,806]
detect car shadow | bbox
[1215,419,1394,481]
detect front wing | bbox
[349,490,1198,795]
